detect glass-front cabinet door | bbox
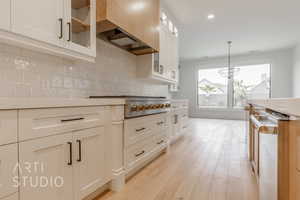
[66,0,96,57]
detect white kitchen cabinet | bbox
[19,133,73,200]
[4,0,96,61]
[170,100,189,143]
[159,25,169,77]
[1,193,18,200]
[0,0,11,31]
[65,0,96,57]
[73,126,110,200]
[0,144,18,199]
[0,111,18,146]
[12,0,65,47]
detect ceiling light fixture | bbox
[218,41,240,79]
[207,14,215,20]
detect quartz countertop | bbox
[248,98,300,117]
[171,99,189,103]
[0,98,125,110]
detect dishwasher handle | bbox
[250,115,278,135]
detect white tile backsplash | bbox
[0,40,169,98]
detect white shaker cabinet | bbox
[0,144,18,199]
[19,133,73,200]
[11,0,65,47]
[73,126,110,200]
[1,193,19,200]
[0,0,11,31]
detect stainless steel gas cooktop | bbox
[89,96,171,119]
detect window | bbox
[198,64,271,108]
[233,64,270,108]
[198,68,228,108]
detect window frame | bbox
[196,63,272,110]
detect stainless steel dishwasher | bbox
[250,111,290,200]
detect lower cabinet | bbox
[73,126,110,200]
[1,193,19,200]
[19,126,110,200]
[0,144,18,199]
[19,133,74,200]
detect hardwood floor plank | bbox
[96,119,258,200]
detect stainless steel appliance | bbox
[89,96,171,119]
[250,110,290,200]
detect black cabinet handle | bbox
[77,140,82,162]
[58,18,63,39]
[61,117,84,123]
[135,150,145,157]
[157,140,164,145]
[136,128,146,132]
[68,142,72,165]
[67,22,71,42]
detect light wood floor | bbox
[97,119,259,200]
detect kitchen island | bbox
[247,98,300,200]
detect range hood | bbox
[97,28,156,56]
[96,0,160,56]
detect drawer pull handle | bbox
[67,142,72,166]
[58,18,63,39]
[157,140,164,145]
[61,117,85,123]
[136,128,146,132]
[135,150,145,157]
[157,121,164,125]
[77,140,82,162]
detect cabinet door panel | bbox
[66,0,96,56]
[74,126,109,200]
[0,0,11,31]
[0,111,18,146]
[12,0,64,47]
[0,144,18,199]
[19,134,73,200]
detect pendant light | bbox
[218,41,240,79]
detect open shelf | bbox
[72,17,90,33]
[72,0,90,9]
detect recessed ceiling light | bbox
[207,14,215,20]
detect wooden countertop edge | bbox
[0,98,125,110]
[247,98,300,117]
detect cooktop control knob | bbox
[130,105,138,112]
[137,105,145,111]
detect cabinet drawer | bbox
[19,106,108,141]
[152,133,168,151]
[0,111,18,146]
[0,144,18,199]
[125,139,152,170]
[124,113,168,146]
[124,120,153,147]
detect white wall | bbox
[174,48,294,120]
[0,39,169,98]
[293,45,300,97]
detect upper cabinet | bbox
[66,0,96,57]
[0,0,96,62]
[12,0,65,47]
[96,0,160,55]
[137,11,179,84]
[0,0,11,31]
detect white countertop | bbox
[0,98,125,110]
[171,99,189,103]
[248,98,300,117]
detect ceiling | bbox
[162,0,300,60]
